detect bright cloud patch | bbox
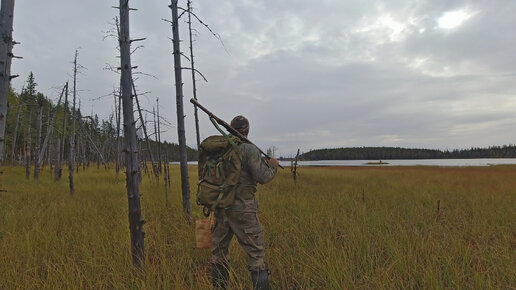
[354,14,408,43]
[437,9,475,29]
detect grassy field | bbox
[0,164,515,289]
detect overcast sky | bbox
[9,0,516,157]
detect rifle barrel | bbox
[190,98,284,169]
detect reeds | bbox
[0,165,514,289]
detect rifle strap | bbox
[209,117,241,159]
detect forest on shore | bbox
[4,73,197,168]
[299,145,516,160]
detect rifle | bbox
[190,98,284,169]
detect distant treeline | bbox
[299,146,516,160]
[4,72,197,166]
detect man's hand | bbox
[267,157,280,167]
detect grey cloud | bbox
[8,0,516,157]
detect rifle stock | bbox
[190,98,284,169]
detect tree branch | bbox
[181,67,207,82]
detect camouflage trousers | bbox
[211,202,267,271]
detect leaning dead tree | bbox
[119,0,145,270]
[132,81,158,179]
[55,82,68,181]
[34,85,64,179]
[170,0,192,221]
[0,0,16,162]
[78,116,108,169]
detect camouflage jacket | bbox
[229,142,277,212]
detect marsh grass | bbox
[0,165,515,289]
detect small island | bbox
[365,160,389,165]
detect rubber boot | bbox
[212,263,229,289]
[251,269,271,290]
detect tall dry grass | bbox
[0,165,515,289]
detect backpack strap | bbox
[210,117,241,159]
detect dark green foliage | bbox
[4,73,197,165]
[143,140,198,162]
[300,145,516,160]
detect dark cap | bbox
[230,115,249,136]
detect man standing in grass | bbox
[211,115,279,290]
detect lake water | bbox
[174,158,516,167]
[278,158,516,167]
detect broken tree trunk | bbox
[68,50,79,196]
[0,0,16,162]
[156,98,162,174]
[33,100,43,179]
[293,149,300,184]
[170,0,192,221]
[119,0,145,270]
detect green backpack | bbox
[197,135,242,213]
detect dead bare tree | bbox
[45,105,51,171]
[164,149,170,205]
[55,82,68,181]
[33,98,43,179]
[186,0,201,149]
[119,0,145,270]
[0,0,16,162]
[76,101,86,173]
[169,0,192,222]
[24,110,31,179]
[156,98,162,173]
[81,134,86,171]
[153,106,158,169]
[54,136,60,176]
[35,85,64,179]
[10,86,23,164]
[115,89,122,174]
[68,49,79,195]
[79,122,107,169]
[132,81,158,179]
[75,101,81,173]
[293,148,300,184]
